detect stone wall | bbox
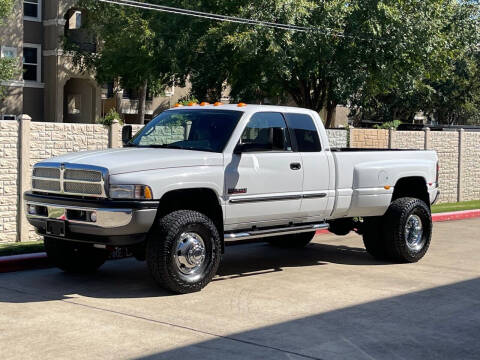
[391,131,425,150]
[461,132,480,202]
[427,131,459,203]
[326,130,348,148]
[0,121,19,243]
[1,117,479,244]
[350,129,389,148]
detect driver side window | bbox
[239,112,292,152]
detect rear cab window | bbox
[283,113,322,152]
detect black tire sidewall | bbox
[386,198,432,262]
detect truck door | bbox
[224,112,304,227]
[283,112,331,221]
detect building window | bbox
[24,0,42,22]
[1,46,17,59]
[67,10,82,30]
[23,44,41,82]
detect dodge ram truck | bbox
[25,104,439,293]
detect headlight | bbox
[109,185,153,199]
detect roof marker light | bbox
[213,102,223,106]
[187,102,198,106]
[199,102,210,106]
[173,103,183,108]
[237,103,247,107]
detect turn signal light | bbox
[213,102,223,106]
[384,185,391,190]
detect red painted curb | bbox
[0,252,50,273]
[431,209,480,222]
[0,209,479,274]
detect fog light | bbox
[90,212,97,222]
[28,205,37,215]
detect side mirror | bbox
[122,125,132,146]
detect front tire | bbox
[146,210,222,294]
[44,237,108,273]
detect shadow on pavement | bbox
[0,241,385,303]
[136,277,480,360]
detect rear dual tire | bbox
[363,197,432,263]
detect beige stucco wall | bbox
[0,120,19,242]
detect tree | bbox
[187,0,478,127]
[67,0,178,124]
[0,0,16,98]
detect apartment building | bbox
[0,0,186,123]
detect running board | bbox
[224,223,329,241]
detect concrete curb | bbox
[1,209,479,273]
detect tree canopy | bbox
[70,0,480,126]
[0,0,16,98]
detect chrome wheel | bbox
[174,232,206,276]
[405,214,424,251]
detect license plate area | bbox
[46,220,66,237]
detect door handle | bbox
[290,162,301,170]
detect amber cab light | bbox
[213,102,223,106]
[199,102,210,106]
[173,103,183,108]
[237,103,247,107]
[187,102,198,106]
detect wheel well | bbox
[392,177,429,206]
[156,188,224,245]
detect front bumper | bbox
[24,192,159,246]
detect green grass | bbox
[431,200,480,214]
[0,241,45,257]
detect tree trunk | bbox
[137,79,148,125]
[324,101,337,129]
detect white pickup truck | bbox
[25,104,439,293]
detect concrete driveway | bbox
[1,218,479,360]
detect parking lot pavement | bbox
[1,218,479,360]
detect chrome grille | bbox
[64,169,102,182]
[33,167,60,179]
[64,182,103,195]
[32,179,61,192]
[32,164,107,197]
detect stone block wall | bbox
[326,130,348,148]
[427,131,459,203]
[350,129,389,148]
[1,116,480,244]
[460,132,480,202]
[0,121,19,243]
[391,131,425,149]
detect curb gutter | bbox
[1,209,479,273]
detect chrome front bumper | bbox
[26,202,133,228]
[24,192,159,246]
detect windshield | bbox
[129,109,243,153]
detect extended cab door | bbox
[224,112,304,228]
[283,112,332,221]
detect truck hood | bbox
[41,148,223,175]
